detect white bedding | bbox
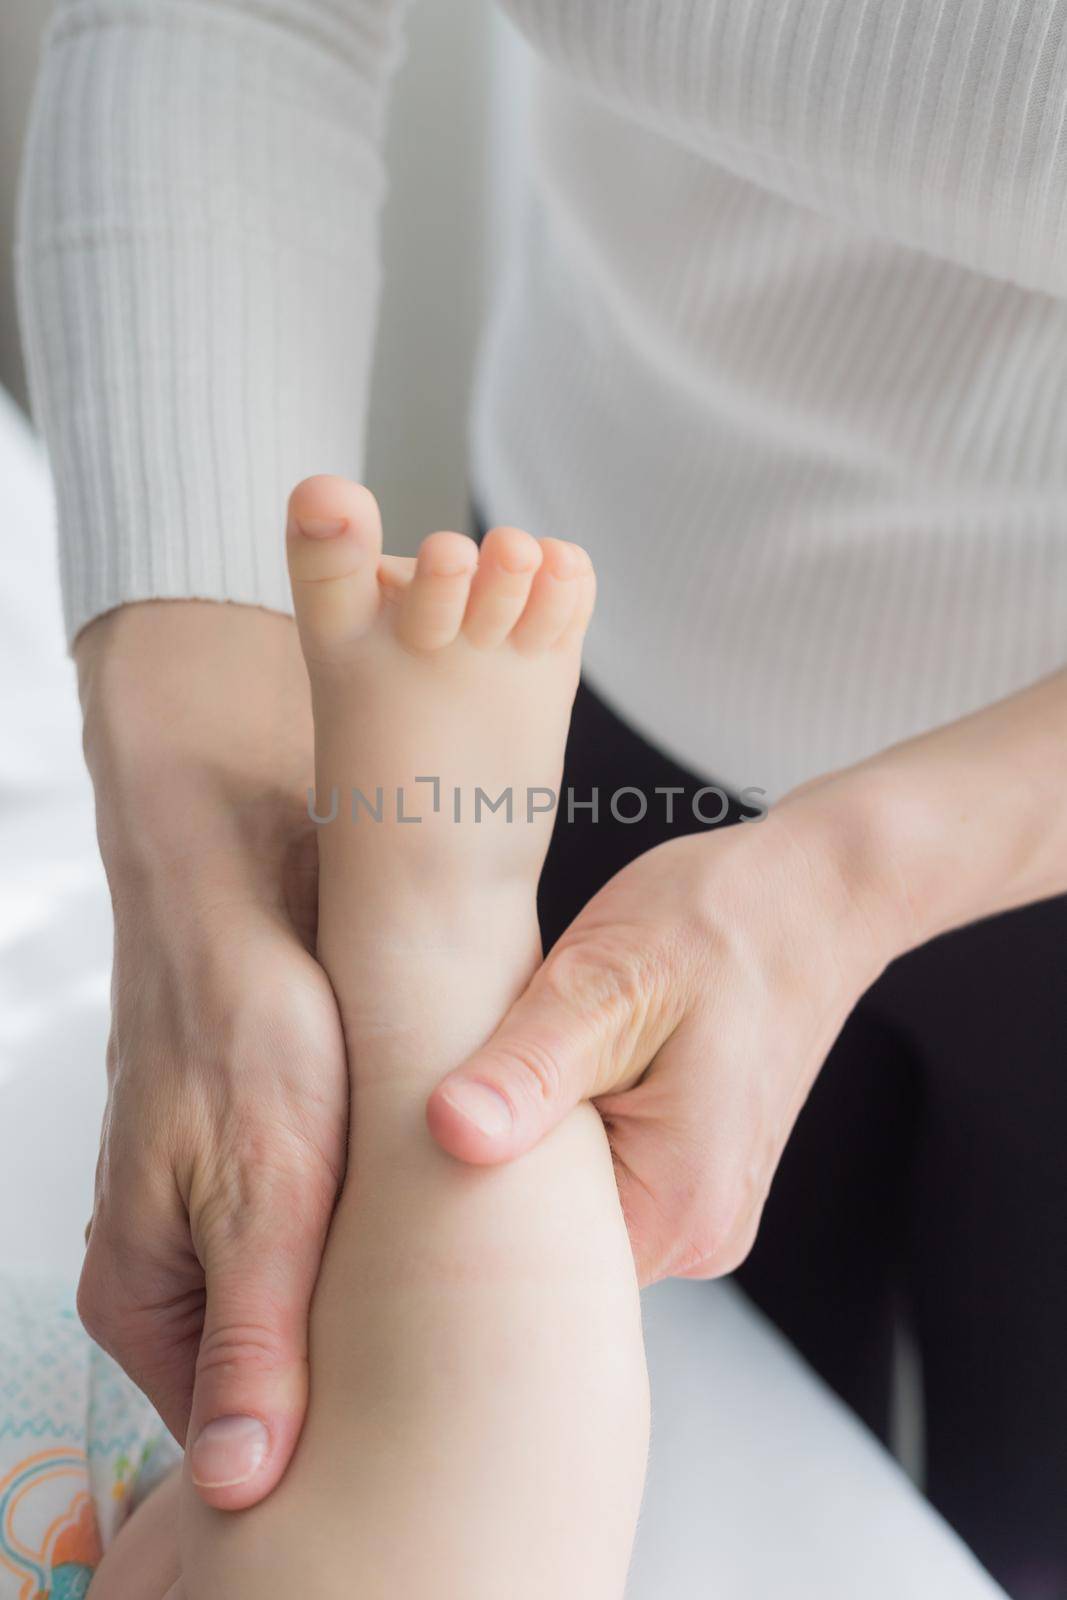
[0,387,1005,1597]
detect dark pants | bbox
[539,674,1067,1600]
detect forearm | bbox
[781,665,1067,953]
[75,602,313,904]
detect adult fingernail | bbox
[440,1081,513,1140]
[190,1416,269,1488]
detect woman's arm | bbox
[802,664,1067,947]
[427,665,1067,1282]
[16,0,413,1511]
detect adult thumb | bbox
[427,940,650,1165]
[185,1222,318,1511]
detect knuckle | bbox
[192,1142,334,1257]
[544,935,651,1034]
[488,1037,564,1106]
[195,1323,293,1386]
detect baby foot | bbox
[286,475,596,991]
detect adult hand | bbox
[76,602,347,1510]
[428,777,912,1284]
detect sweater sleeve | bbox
[15,0,411,645]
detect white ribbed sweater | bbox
[17,1,1067,798]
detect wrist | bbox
[76,601,314,888]
[772,767,921,974]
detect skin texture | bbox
[177,479,647,1597]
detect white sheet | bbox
[0,387,1005,1597]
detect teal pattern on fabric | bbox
[0,1272,182,1597]
[50,1563,94,1599]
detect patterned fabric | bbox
[0,1274,180,1600]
